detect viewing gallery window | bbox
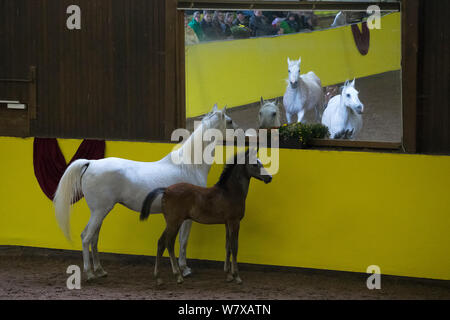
[180,1,404,151]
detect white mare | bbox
[322,79,364,139]
[283,57,323,124]
[53,105,228,281]
[258,97,281,129]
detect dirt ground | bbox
[0,246,448,300]
[187,70,402,143]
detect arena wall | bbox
[0,137,449,280]
[186,13,401,117]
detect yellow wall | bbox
[0,137,449,280]
[186,13,401,117]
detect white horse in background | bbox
[258,97,281,129]
[322,79,364,139]
[53,105,228,281]
[331,11,348,28]
[283,57,323,124]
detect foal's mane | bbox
[215,152,248,188]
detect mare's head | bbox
[202,104,228,134]
[341,79,364,115]
[258,97,281,129]
[287,57,302,89]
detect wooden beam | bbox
[401,0,419,153]
[165,0,179,140]
[177,1,400,11]
[28,66,37,120]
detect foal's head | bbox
[217,149,273,188]
[244,157,273,184]
[341,79,364,115]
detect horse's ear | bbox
[287,57,291,65]
[212,104,218,112]
[350,78,356,87]
[260,96,264,106]
[222,105,227,114]
[298,57,301,64]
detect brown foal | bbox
[140,149,272,285]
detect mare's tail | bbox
[140,188,166,221]
[53,159,90,241]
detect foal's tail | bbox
[53,159,90,241]
[140,188,166,221]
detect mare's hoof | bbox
[177,276,184,284]
[235,277,243,285]
[94,268,108,278]
[156,278,164,286]
[86,271,96,282]
[181,266,192,278]
[226,274,234,282]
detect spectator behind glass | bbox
[201,10,219,41]
[233,11,249,28]
[296,11,316,30]
[279,12,313,34]
[249,10,276,37]
[185,14,199,45]
[212,11,226,39]
[223,12,234,39]
[188,11,205,41]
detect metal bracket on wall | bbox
[0,66,37,120]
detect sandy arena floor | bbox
[0,246,448,300]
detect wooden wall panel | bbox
[0,0,34,136]
[416,0,450,154]
[0,0,183,141]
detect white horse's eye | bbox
[346,94,351,98]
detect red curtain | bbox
[33,138,105,201]
[351,22,370,56]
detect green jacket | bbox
[188,18,205,41]
[280,20,295,34]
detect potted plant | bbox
[277,122,329,149]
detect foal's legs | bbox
[166,222,184,284]
[178,219,193,277]
[224,224,233,282]
[155,229,167,286]
[228,221,242,284]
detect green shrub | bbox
[278,122,329,146]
